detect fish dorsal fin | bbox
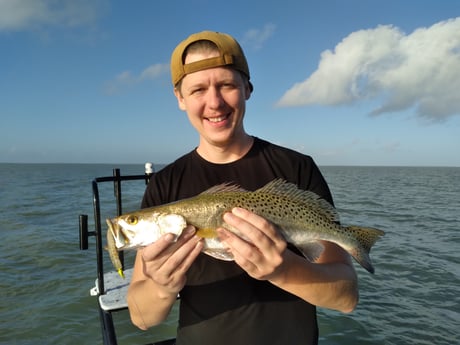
[200,183,248,195]
[256,179,339,222]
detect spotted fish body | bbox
[106,179,384,276]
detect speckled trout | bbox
[106,179,384,277]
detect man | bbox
[127,31,358,345]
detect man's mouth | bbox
[206,114,229,123]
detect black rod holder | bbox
[79,214,89,250]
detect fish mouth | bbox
[106,218,128,249]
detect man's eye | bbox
[191,88,204,94]
[221,83,237,90]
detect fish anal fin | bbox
[295,241,325,262]
[203,248,234,261]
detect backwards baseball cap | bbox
[170,31,252,91]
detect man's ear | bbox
[174,88,186,111]
[245,82,252,100]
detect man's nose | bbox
[206,87,225,109]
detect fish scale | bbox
[106,179,385,277]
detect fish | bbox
[106,179,385,278]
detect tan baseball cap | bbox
[170,31,252,90]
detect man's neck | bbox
[196,134,254,164]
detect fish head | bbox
[106,212,187,250]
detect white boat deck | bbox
[90,268,133,311]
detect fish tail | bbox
[345,225,385,274]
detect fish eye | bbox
[126,215,138,225]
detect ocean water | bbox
[0,163,459,345]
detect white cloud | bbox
[277,18,460,122]
[104,63,169,94]
[241,23,276,50]
[140,64,170,81]
[0,0,105,31]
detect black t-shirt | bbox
[142,137,333,345]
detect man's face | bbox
[174,51,251,149]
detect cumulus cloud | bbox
[0,0,105,31]
[241,23,276,50]
[104,63,169,94]
[277,18,460,122]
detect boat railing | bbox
[78,164,175,345]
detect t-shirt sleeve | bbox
[301,156,334,206]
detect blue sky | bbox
[1,0,459,166]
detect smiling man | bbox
[127,31,358,345]
[172,32,253,163]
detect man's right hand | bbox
[140,225,203,297]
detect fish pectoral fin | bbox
[196,228,218,239]
[295,241,324,262]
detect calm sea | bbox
[0,163,459,345]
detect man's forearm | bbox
[127,279,177,330]
[270,250,359,313]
